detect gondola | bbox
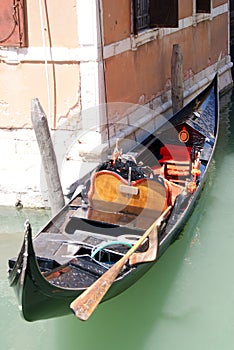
[8,74,219,322]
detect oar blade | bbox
[70,255,128,320]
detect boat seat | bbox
[88,170,171,217]
[164,160,192,184]
[159,144,192,164]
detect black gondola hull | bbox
[9,74,219,321]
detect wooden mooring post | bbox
[31,98,65,215]
[171,44,184,114]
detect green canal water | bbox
[1,88,234,350]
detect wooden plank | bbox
[119,184,138,195]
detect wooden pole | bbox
[31,98,65,215]
[171,44,183,114]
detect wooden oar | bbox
[70,206,172,321]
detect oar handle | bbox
[70,206,171,321]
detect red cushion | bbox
[160,144,191,163]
